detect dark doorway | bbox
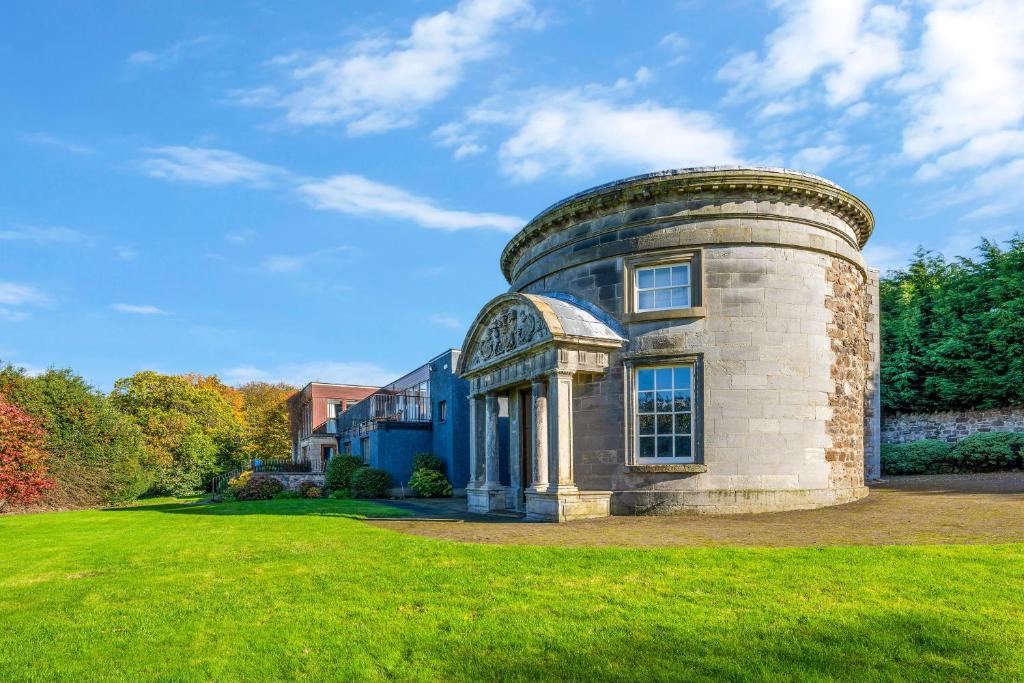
[518,390,533,509]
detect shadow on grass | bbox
[876,473,1024,497]
[102,499,412,520]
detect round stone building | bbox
[458,167,881,521]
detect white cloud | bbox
[916,130,1024,181]
[429,314,463,330]
[897,0,1024,168]
[262,246,356,274]
[222,361,396,388]
[111,303,170,315]
[659,32,690,66]
[19,132,93,155]
[863,224,1020,272]
[114,247,138,261]
[718,1,908,106]
[432,122,486,158]
[960,158,1024,218]
[140,147,286,186]
[0,282,49,306]
[298,174,523,231]
[465,88,740,181]
[225,229,258,244]
[0,226,90,246]
[791,144,849,172]
[262,254,308,273]
[613,67,653,91]
[126,36,216,69]
[240,0,536,134]
[862,242,914,273]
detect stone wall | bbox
[881,407,1024,444]
[824,257,868,490]
[264,473,325,491]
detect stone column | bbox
[530,379,549,489]
[547,370,576,490]
[484,393,501,489]
[508,388,522,510]
[467,394,484,487]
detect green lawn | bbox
[1,499,1022,682]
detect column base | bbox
[466,486,506,513]
[525,489,612,522]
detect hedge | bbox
[880,440,952,475]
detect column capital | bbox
[549,368,575,380]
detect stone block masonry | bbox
[882,407,1024,444]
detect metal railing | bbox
[206,460,312,493]
[337,390,431,432]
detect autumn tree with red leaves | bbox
[0,395,53,511]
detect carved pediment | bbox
[467,303,549,372]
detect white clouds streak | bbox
[718,0,908,106]
[111,303,170,315]
[139,146,287,186]
[0,226,91,246]
[462,89,740,181]
[897,0,1024,165]
[238,0,536,135]
[298,175,523,231]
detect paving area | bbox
[368,473,1024,547]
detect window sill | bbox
[626,463,708,474]
[624,306,706,324]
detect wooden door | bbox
[519,390,533,505]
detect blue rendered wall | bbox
[429,350,471,490]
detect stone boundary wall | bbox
[881,407,1024,444]
[263,473,325,491]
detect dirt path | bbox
[367,473,1024,547]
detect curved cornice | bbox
[500,166,875,283]
[456,292,624,377]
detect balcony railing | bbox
[337,390,431,432]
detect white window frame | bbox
[634,364,695,464]
[634,263,692,313]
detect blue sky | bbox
[2,0,1022,390]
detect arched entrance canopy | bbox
[458,292,624,521]
[457,292,625,388]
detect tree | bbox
[238,382,296,462]
[110,371,243,495]
[0,365,154,507]
[880,237,1024,413]
[0,394,52,511]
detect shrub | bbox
[273,490,300,500]
[325,455,365,491]
[299,481,323,499]
[412,453,445,474]
[350,467,391,498]
[0,396,53,510]
[949,432,1024,472]
[329,489,351,500]
[408,468,452,498]
[880,440,951,475]
[234,474,283,501]
[226,470,251,493]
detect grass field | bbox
[1,498,1022,682]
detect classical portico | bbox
[457,292,624,521]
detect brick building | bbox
[288,382,377,473]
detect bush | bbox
[350,467,391,498]
[881,440,952,475]
[0,396,53,510]
[273,490,300,500]
[325,455,365,491]
[408,468,452,498]
[412,453,445,474]
[299,481,322,499]
[949,432,1024,472]
[234,474,283,501]
[329,489,351,500]
[226,470,251,493]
